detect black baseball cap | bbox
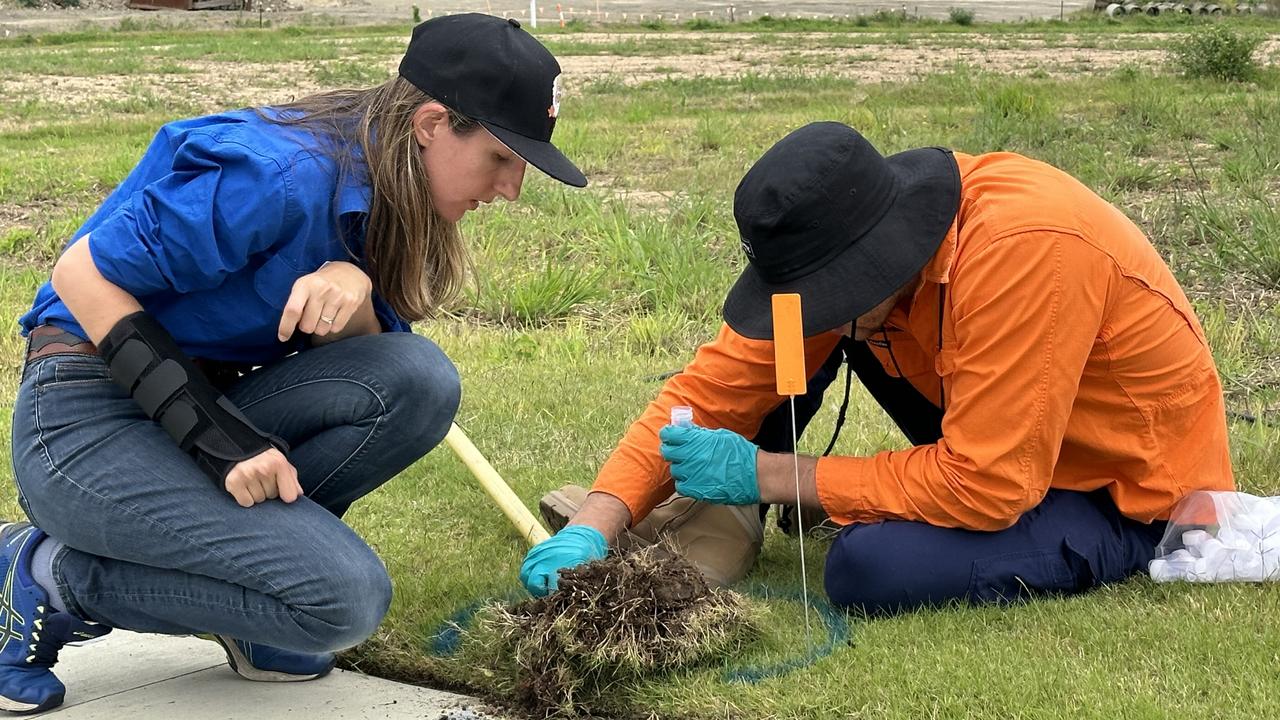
[399,13,587,188]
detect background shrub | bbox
[1170,24,1262,81]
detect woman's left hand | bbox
[277,261,372,342]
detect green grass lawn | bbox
[1,16,1279,719]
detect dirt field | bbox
[8,23,1280,108]
[2,27,1276,115]
[1,0,1095,37]
[300,0,1098,24]
[555,32,1174,85]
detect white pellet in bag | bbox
[1149,491,1280,583]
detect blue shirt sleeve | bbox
[87,130,293,297]
[371,293,411,333]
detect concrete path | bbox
[39,630,501,719]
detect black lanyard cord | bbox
[821,351,854,457]
[822,284,948,457]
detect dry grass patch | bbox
[445,546,764,717]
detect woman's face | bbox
[414,103,528,222]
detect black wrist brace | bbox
[98,311,288,483]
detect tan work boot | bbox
[539,485,764,588]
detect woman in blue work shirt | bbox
[0,14,585,715]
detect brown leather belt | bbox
[27,324,97,362]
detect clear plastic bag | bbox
[1149,491,1280,583]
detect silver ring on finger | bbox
[320,315,335,324]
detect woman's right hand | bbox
[225,448,303,507]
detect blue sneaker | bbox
[211,635,335,682]
[0,522,110,714]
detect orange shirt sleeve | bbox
[592,323,842,524]
[816,230,1114,530]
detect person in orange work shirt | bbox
[520,121,1235,614]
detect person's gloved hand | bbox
[519,525,608,597]
[659,425,761,505]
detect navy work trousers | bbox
[753,339,1165,616]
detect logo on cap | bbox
[548,74,562,119]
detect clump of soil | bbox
[463,545,762,717]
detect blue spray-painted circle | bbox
[722,585,851,683]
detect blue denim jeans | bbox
[11,332,460,653]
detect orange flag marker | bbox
[771,292,812,643]
[771,293,807,397]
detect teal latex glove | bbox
[519,525,608,597]
[659,425,761,505]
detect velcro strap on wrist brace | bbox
[98,311,288,483]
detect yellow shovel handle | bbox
[443,423,551,547]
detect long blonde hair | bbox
[266,77,478,322]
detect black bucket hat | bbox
[399,13,587,188]
[723,122,960,339]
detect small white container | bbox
[670,406,695,427]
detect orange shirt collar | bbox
[921,218,959,285]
